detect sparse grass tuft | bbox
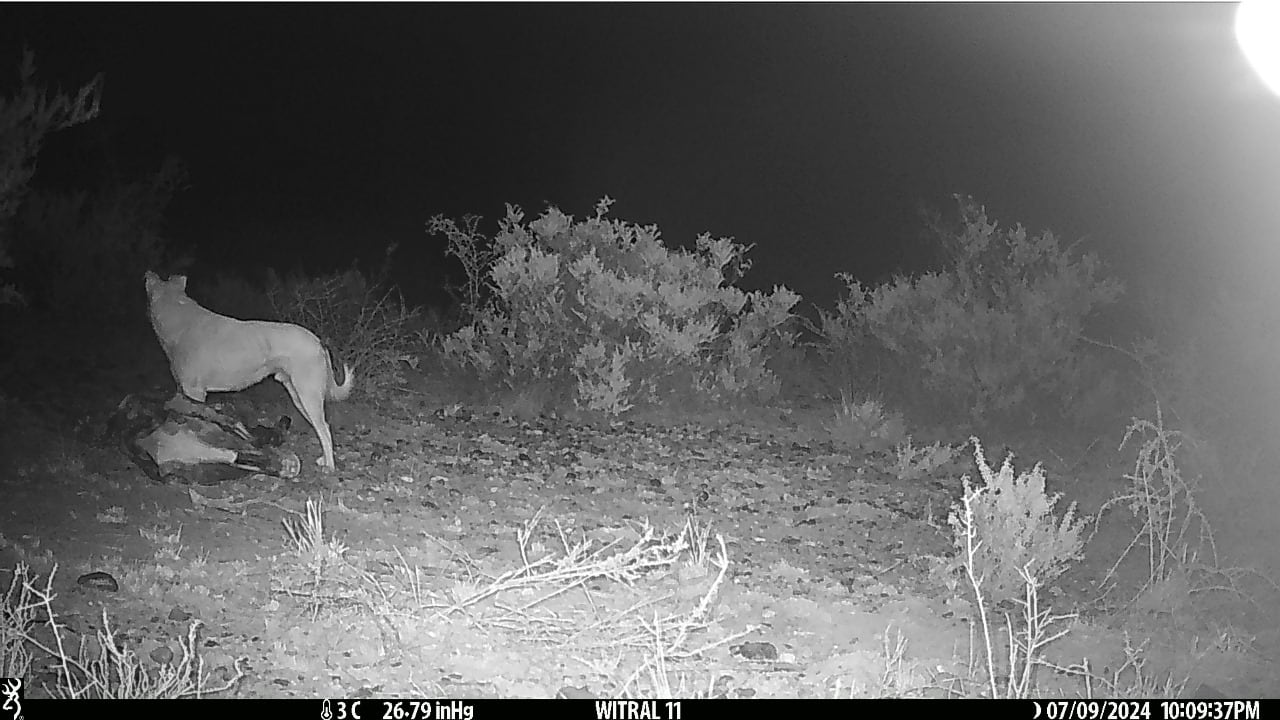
[827,392,907,452]
[2,564,244,698]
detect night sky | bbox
[5,3,1279,314]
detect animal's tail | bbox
[327,348,355,401]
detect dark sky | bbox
[6,3,1280,313]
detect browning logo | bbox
[0,678,20,720]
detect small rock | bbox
[150,646,174,665]
[730,641,778,661]
[711,675,735,698]
[77,572,119,592]
[556,686,595,699]
[168,607,192,622]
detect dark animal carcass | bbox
[106,393,299,484]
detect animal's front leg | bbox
[178,376,209,403]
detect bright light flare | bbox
[1236,0,1280,97]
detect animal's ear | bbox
[175,275,188,291]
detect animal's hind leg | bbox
[276,374,305,417]
[304,389,335,468]
[301,394,335,470]
[277,374,335,470]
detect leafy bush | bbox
[821,196,1123,420]
[427,198,800,413]
[424,212,499,324]
[1095,408,1222,601]
[11,155,186,318]
[265,257,421,389]
[949,438,1086,606]
[0,50,102,306]
[814,283,891,400]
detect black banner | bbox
[10,697,1277,720]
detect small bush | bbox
[428,198,800,413]
[266,258,421,390]
[424,212,499,323]
[826,394,907,453]
[1096,408,1220,599]
[11,155,186,318]
[948,437,1087,606]
[0,50,102,307]
[814,281,889,398]
[822,196,1123,421]
[891,438,958,482]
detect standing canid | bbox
[144,271,354,470]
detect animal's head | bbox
[143,271,197,342]
[144,271,188,301]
